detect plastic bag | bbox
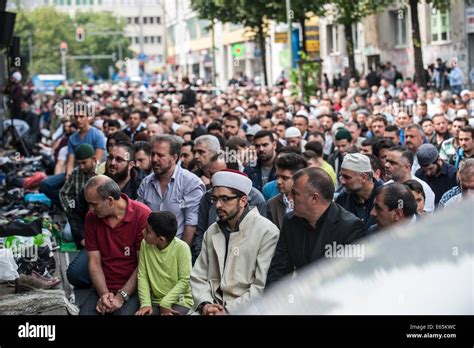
[0,248,19,281]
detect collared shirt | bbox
[385,176,435,213]
[137,165,205,239]
[59,164,98,213]
[123,122,147,141]
[85,194,151,292]
[303,205,330,264]
[439,137,458,164]
[282,194,293,213]
[438,185,462,208]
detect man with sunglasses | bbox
[191,169,279,315]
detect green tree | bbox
[314,0,393,79]
[289,51,321,102]
[408,0,450,87]
[191,0,281,86]
[13,7,131,80]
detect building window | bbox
[390,8,408,47]
[156,17,161,24]
[143,17,147,24]
[186,18,197,40]
[127,17,132,24]
[199,19,210,38]
[149,17,154,24]
[44,0,49,4]
[431,7,450,42]
[352,23,361,52]
[150,36,155,44]
[327,24,339,54]
[168,25,176,46]
[144,36,148,44]
[156,36,161,44]
[134,17,139,24]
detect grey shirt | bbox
[137,165,206,238]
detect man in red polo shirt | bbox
[80,175,151,315]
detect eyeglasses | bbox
[210,195,241,204]
[107,155,130,164]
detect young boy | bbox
[135,212,193,315]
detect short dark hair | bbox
[419,118,433,126]
[278,146,302,156]
[453,117,469,126]
[133,141,152,156]
[293,167,334,202]
[372,115,388,126]
[404,179,425,200]
[389,146,414,167]
[373,138,396,158]
[223,114,241,127]
[374,183,417,217]
[460,126,474,139]
[207,120,223,132]
[147,211,178,241]
[294,115,309,125]
[104,119,121,128]
[361,138,376,147]
[254,130,275,142]
[275,153,308,174]
[113,141,135,162]
[305,141,323,157]
[182,140,194,151]
[107,131,132,150]
[385,125,400,136]
[367,154,383,173]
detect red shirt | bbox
[85,194,151,292]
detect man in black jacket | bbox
[266,167,366,287]
[66,141,145,288]
[179,77,196,108]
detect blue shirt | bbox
[262,180,279,202]
[67,126,106,156]
[137,165,205,239]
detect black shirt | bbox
[415,162,458,205]
[303,206,330,264]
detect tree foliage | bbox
[13,7,131,81]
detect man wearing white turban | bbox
[190,169,279,315]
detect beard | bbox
[216,205,240,222]
[106,164,129,183]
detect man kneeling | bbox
[80,175,150,315]
[191,169,280,315]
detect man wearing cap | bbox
[415,144,457,205]
[285,126,306,151]
[328,128,354,189]
[60,144,98,216]
[266,168,366,287]
[244,130,277,192]
[191,169,279,315]
[336,153,383,228]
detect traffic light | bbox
[76,27,85,42]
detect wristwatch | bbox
[118,289,130,302]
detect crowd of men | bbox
[3,67,474,315]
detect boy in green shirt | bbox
[135,212,193,316]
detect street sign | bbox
[231,43,245,58]
[274,31,288,43]
[76,27,85,42]
[305,17,320,55]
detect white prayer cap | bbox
[211,169,252,196]
[285,126,301,138]
[341,153,372,173]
